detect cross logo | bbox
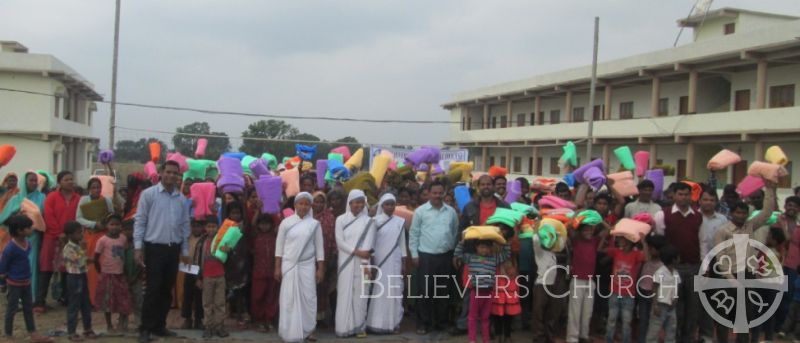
[694,234,788,333]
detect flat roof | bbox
[0,48,102,101]
[678,7,799,27]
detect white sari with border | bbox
[276,211,323,343]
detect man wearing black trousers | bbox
[133,161,191,343]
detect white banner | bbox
[369,145,469,170]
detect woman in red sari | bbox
[34,170,79,312]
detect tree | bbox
[114,138,168,163]
[172,122,231,160]
[239,120,305,159]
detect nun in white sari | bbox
[275,192,325,343]
[335,189,376,338]
[366,193,407,334]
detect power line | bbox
[0,87,458,125]
[116,126,583,149]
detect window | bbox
[461,117,465,131]
[549,157,561,174]
[769,84,795,108]
[500,115,508,128]
[528,157,533,175]
[537,111,544,125]
[513,157,522,173]
[735,90,751,111]
[517,113,526,127]
[572,107,584,122]
[658,98,669,116]
[593,105,604,121]
[724,23,735,35]
[64,92,72,120]
[466,117,471,130]
[679,96,689,115]
[52,152,59,174]
[54,97,60,118]
[536,157,543,175]
[489,156,495,167]
[619,102,634,119]
[529,113,535,126]
[492,117,497,128]
[500,156,507,168]
[677,159,687,181]
[779,162,793,189]
[549,110,560,124]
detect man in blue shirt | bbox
[409,180,459,335]
[133,161,191,343]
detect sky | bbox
[1,0,798,148]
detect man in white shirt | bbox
[624,180,662,218]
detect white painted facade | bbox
[442,8,800,190]
[0,41,102,180]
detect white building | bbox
[0,41,102,179]
[442,8,800,190]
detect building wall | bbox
[729,64,800,108]
[0,72,95,138]
[0,135,55,176]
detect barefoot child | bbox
[0,215,54,343]
[62,221,97,341]
[250,213,280,332]
[93,214,131,333]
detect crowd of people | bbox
[0,144,799,343]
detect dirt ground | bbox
[6,300,561,343]
[4,296,795,343]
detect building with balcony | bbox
[442,8,800,189]
[0,41,102,178]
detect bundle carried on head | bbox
[610,218,651,243]
[0,144,17,167]
[167,152,189,173]
[295,144,317,161]
[488,165,508,178]
[571,209,603,228]
[343,172,378,204]
[217,156,245,194]
[463,225,506,244]
[614,146,635,171]
[404,146,441,168]
[559,141,577,168]
[707,149,741,171]
[98,149,115,164]
[485,208,524,229]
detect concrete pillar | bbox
[602,144,610,172]
[651,77,661,117]
[754,141,764,162]
[482,146,488,171]
[755,60,768,109]
[507,101,513,127]
[688,70,698,114]
[604,85,612,120]
[649,144,657,169]
[532,146,540,175]
[506,148,512,170]
[565,90,573,122]
[483,104,489,129]
[534,96,542,125]
[686,142,695,180]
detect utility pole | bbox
[109,0,121,149]
[586,17,599,160]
